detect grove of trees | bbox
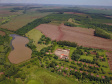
[94,28,111,39]
[15,18,51,35]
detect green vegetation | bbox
[27,80,41,84]
[0,15,17,26]
[15,18,51,35]
[26,29,51,51]
[10,7,24,12]
[1,12,51,31]
[1,4,112,84]
[57,41,77,47]
[38,8,112,15]
[94,28,111,39]
[0,34,11,71]
[64,22,76,27]
[25,68,77,84]
[44,13,112,33]
[38,35,51,45]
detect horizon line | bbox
[0,3,112,7]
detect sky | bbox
[0,0,112,6]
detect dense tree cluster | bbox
[71,49,83,61]
[15,18,51,35]
[80,59,96,64]
[64,22,76,27]
[94,28,111,39]
[44,13,112,33]
[38,35,51,45]
[75,16,112,32]
[70,71,110,83]
[0,34,11,69]
[57,41,77,47]
[71,48,84,61]
[0,34,10,45]
[10,7,24,12]
[27,39,36,51]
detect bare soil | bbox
[35,24,112,51]
[54,49,70,57]
[106,52,112,71]
[35,24,60,40]
[8,35,32,64]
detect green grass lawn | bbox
[99,61,110,72]
[80,55,93,61]
[27,80,41,84]
[0,45,4,52]
[26,29,50,51]
[25,68,79,84]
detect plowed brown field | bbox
[35,24,112,51]
[36,24,60,40]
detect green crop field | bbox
[0,12,51,31]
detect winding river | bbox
[8,34,32,64]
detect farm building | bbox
[54,49,70,59]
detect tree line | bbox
[15,18,51,35]
[57,41,77,47]
[64,22,76,27]
[94,28,111,39]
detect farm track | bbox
[56,24,64,41]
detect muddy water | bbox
[8,34,32,64]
